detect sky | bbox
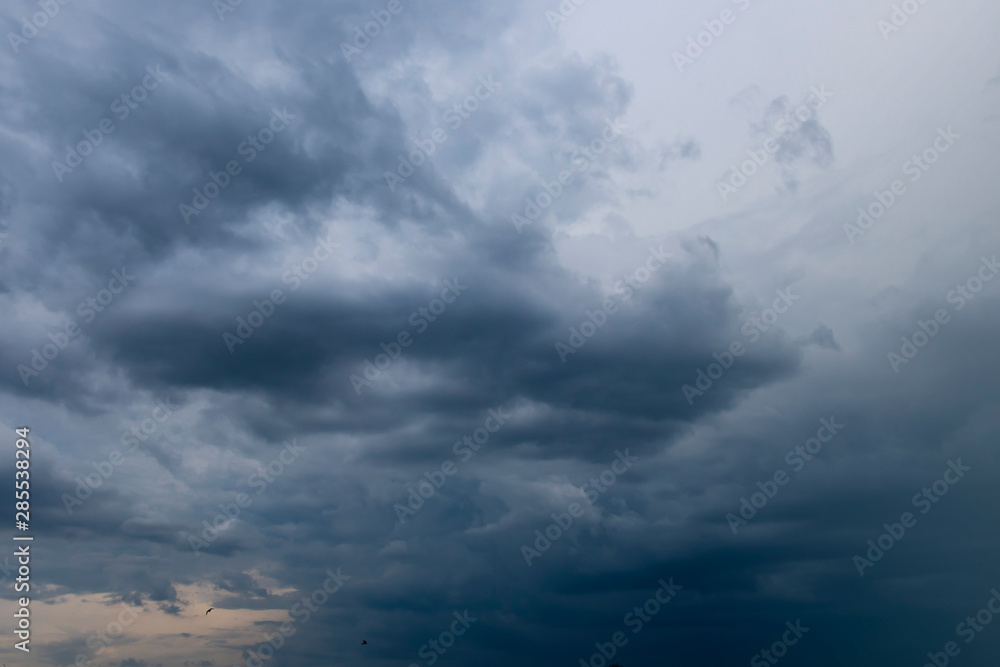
[1,0,999,665]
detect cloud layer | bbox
[1,1,999,666]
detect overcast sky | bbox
[1,0,999,666]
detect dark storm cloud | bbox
[119,659,152,667]
[214,571,269,598]
[1,1,998,667]
[0,1,532,300]
[70,236,799,446]
[797,323,840,350]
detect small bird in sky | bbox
[206,608,214,615]
[361,640,368,645]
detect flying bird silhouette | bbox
[361,640,368,645]
[206,608,214,615]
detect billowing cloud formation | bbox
[1,1,1000,666]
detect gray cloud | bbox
[1,1,999,667]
